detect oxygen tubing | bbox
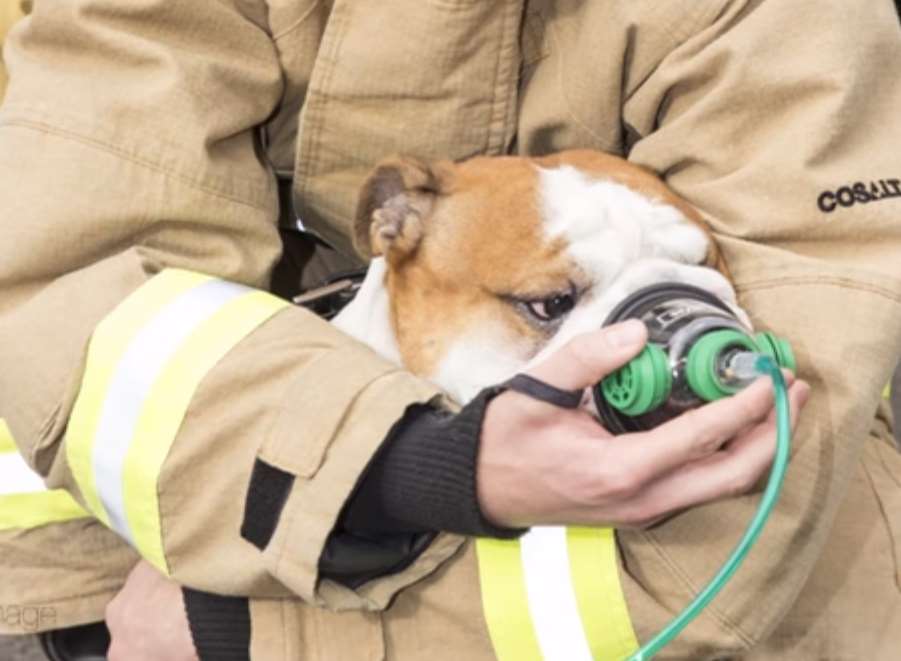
[624,354,792,661]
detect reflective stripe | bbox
[0,419,15,454]
[123,289,288,571]
[521,527,595,661]
[0,419,89,530]
[92,279,249,543]
[477,526,639,661]
[477,538,544,661]
[66,270,215,530]
[568,528,640,660]
[0,452,46,495]
[0,491,89,531]
[66,269,288,573]
[0,419,42,495]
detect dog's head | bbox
[344,150,737,403]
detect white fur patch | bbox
[332,258,402,365]
[514,166,743,386]
[538,165,709,286]
[431,325,529,403]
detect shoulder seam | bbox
[0,116,275,212]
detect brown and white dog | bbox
[333,150,742,406]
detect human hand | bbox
[106,561,198,661]
[477,320,809,529]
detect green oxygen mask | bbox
[593,283,795,433]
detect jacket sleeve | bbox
[620,0,901,654]
[0,0,458,609]
[0,1,25,98]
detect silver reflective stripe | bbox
[521,526,595,661]
[90,279,251,544]
[0,452,46,495]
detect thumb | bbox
[527,320,648,390]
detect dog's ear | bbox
[354,156,450,262]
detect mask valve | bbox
[593,284,796,432]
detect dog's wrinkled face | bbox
[338,150,737,404]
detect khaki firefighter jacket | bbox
[2,1,901,659]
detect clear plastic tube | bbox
[624,354,791,660]
[721,350,764,384]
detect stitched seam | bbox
[0,587,120,609]
[625,2,724,101]
[272,0,323,41]
[860,454,901,592]
[544,14,622,151]
[734,276,901,304]
[428,0,490,12]
[499,0,522,152]
[521,10,549,68]
[294,2,346,209]
[33,401,62,468]
[485,0,515,154]
[0,119,272,212]
[279,599,290,661]
[875,441,901,490]
[639,528,756,648]
[272,367,408,602]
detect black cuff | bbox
[183,588,251,661]
[341,386,525,539]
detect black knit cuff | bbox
[341,386,525,539]
[183,588,251,661]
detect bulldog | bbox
[333,149,740,406]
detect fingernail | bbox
[782,369,795,386]
[607,319,646,347]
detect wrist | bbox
[341,387,525,538]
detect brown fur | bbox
[353,150,731,376]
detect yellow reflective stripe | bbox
[476,537,544,661]
[66,270,215,527]
[477,528,638,661]
[0,419,89,531]
[0,419,15,454]
[0,491,88,531]
[568,528,639,661]
[883,382,891,399]
[66,269,288,574]
[124,291,288,573]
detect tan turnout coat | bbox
[2,1,901,659]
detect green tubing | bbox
[624,354,791,661]
[755,332,797,373]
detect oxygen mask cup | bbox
[594,283,795,434]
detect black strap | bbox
[500,374,583,409]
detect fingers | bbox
[617,381,810,527]
[527,320,648,390]
[634,371,796,472]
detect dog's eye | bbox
[526,292,576,322]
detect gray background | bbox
[0,636,43,661]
